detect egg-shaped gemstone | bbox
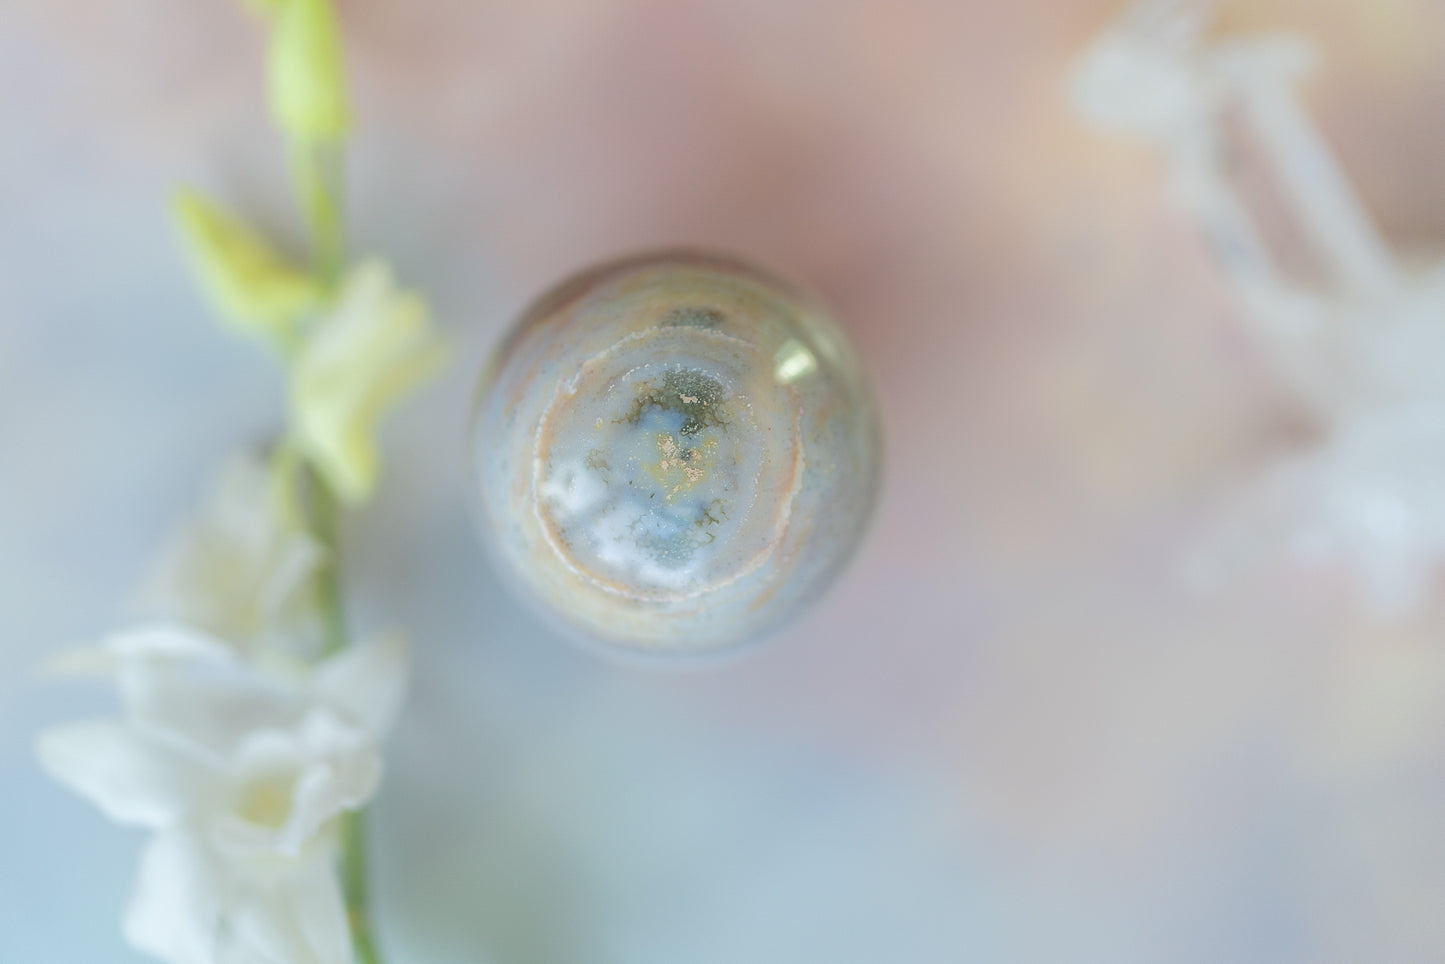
[470,252,880,657]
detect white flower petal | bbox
[283,761,380,854]
[110,623,241,664]
[37,722,213,829]
[42,624,232,680]
[139,454,324,657]
[124,827,229,964]
[211,711,379,858]
[84,625,301,758]
[126,827,354,964]
[123,658,295,759]
[283,854,352,964]
[311,632,410,737]
[275,711,379,852]
[225,850,352,964]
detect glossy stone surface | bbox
[470,252,881,656]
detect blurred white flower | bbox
[140,454,325,660]
[290,258,446,505]
[47,3,432,957]
[37,624,409,964]
[1192,404,1445,617]
[1071,0,1218,143]
[1074,1,1445,616]
[38,708,378,856]
[47,624,409,748]
[125,825,350,964]
[40,709,370,964]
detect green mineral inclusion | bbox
[662,305,725,330]
[618,368,728,438]
[602,367,734,569]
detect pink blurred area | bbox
[6,0,1445,961]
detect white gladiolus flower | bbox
[125,825,350,964]
[40,710,370,964]
[47,624,409,751]
[140,454,325,660]
[38,624,409,964]
[1074,1,1445,616]
[45,2,439,956]
[38,710,378,857]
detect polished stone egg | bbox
[470,251,881,657]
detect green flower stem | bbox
[293,138,346,287]
[342,810,383,964]
[303,463,385,964]
[308,468,348,658]
[288,45,381,953]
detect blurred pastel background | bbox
[6,0,1445,961]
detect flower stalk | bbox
[342,809,383,964]
[295,138,348,289]
[305,459,349,659]
[37,2,442,962]
[300,458,383,962]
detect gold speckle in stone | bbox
[650,432,717,501]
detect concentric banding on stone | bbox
[531,326,805,603]
[470,251,880,656]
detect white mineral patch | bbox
[539,457,607,518]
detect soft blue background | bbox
[6,1,1445,962]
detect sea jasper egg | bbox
[470,251,880,656]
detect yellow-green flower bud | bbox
[290,260,447,504]
[172,189,320,339]
[267,0,350,142]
